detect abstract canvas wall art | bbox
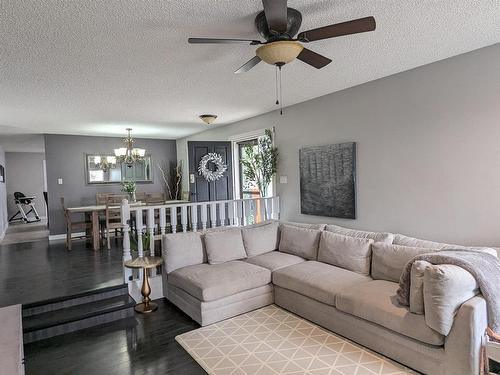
[299,142,356,219]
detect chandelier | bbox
[114,128,146,168]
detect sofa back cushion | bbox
[279,225,321,260]
[371,243,437,282]
[423,264,479,335]
[393,234,446,249]
[318,231,373,275]
[204,228,247,265]
[242,221,280,257]
[325,224,394,244]
[163,232,205,273]
[280,221,326,231]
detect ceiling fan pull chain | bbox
[279,65,283,115]
[275,65,279,106]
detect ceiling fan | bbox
[188,0,376,73]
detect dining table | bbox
[66,200,187,251]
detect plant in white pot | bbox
[240,129,278,198]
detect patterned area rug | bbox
[176,305,419,375]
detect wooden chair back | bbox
[146,192,166,205]
[135,192,147,202]
[96,193,112,205]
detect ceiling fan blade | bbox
[298,16,376,42]
[235,56,262,74]
[297,48,332,69]
[188,38,261,45]
[262,0,288,33]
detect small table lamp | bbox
[124,256,163,313]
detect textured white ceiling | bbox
[1,1,499,139]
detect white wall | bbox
[5,152,47,219]
[0,147,8,239]
[177,43,500,246]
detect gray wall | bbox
[45,135,177,235]
[0,147,7,238]
[5,152,46,219]
[177,43,500,247]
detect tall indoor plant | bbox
[240,129,278,198]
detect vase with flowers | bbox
[121,180,137,202]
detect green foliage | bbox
[130,231,151,253]
[121,180,136,194]
[240,129,278,197]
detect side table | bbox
[124,256,163,313]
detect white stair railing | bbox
[120,196,280,283]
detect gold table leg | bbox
[134,267,158,314]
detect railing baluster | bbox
[190,204,198,232]
[227,201,235,226]
[170,206,177,233]
[146,208,155,257]
[181,206,188,233]
[200,204,208,231]
[236,200,243,226]
[272,196,280,220]
[136,208,144,257]
[159,207,166,236]
[244,199,252,226]
[210,202,217,227]
[218,202,226,227]
[121,199,132,283]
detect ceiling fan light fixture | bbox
[199,114,218,125]
[256,41,304,65]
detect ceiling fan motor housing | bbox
[255,8,302,42]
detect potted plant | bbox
[240,129,278,198]
[121,180,137,202]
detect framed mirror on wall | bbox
[85,154,153,184]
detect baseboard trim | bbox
[49,232,86,241]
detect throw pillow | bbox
[318,231,373,275]
[204,228,247,265]
[279,224,322,260]
[241,221,280,257]
[371,243,437,282]
[163,232,205,273]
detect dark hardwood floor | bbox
[0,235,205,374]
[0,238,124,307]
[24,299,205,375]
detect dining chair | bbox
[135,192,147,203]
[104,194,127,250]
[61,197,92,250]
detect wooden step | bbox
[22,284,128,317]
[23,291,135,343]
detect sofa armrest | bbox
[444,295,487,375]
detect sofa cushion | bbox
[371,243,437,282]
[272,261,371,306]
[318,231,373,275]
[409,260,432,314]
[280,221,326,231]
[204,227,247,264]
[244,251,305,271]
[336,280,444,346]
[325,224,394,244]
[393,234,446,249]
[242,221,280,257]
[279,225,321,260]
[163,232,205,274]
[168,261,271,302]
[424,264,479,336]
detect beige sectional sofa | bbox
[162,220,496,375]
